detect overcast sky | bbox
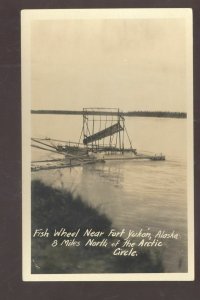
[31,17,189,112]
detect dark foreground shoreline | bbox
[31,180,164,274]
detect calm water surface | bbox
[32,116,188,272]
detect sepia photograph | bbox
[22,9,194,281]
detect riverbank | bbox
[32,180,164,274]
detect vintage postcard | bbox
[21,8,194,281]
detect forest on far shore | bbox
[31,110,187,118]
[125,111,187,118]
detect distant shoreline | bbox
[125,111,186,118]
[31,110,187,119]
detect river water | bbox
[32,115,188,273]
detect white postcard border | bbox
[22,8,194,281]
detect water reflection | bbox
[32,158,187,273]
[31,117,188,273]
[83,163,124,188]
[32,180,164,274]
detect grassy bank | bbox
[32,180,164,274]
